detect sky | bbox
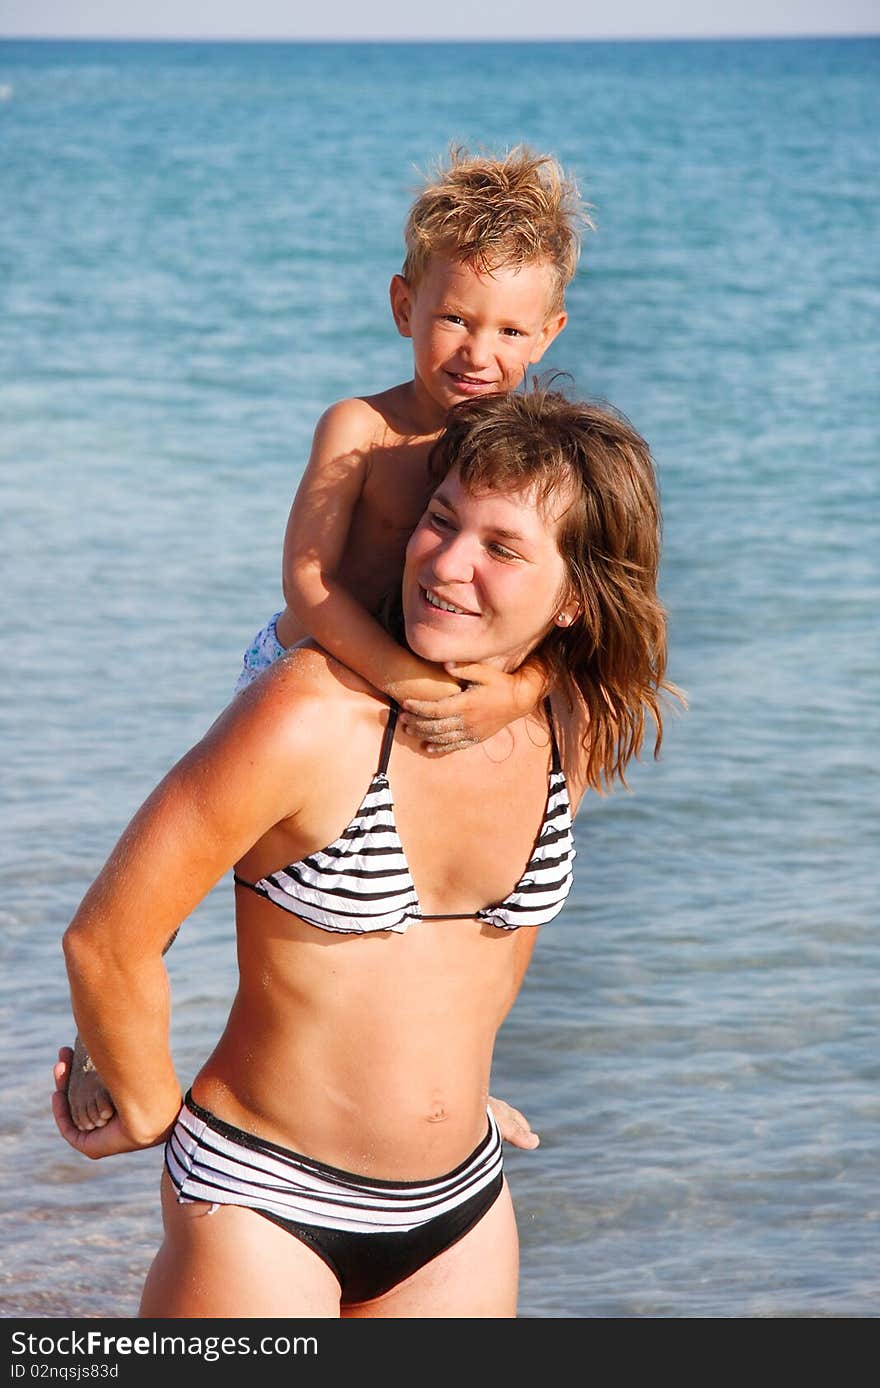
[0,0,877,41]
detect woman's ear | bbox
[554,602,580,628]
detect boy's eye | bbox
[442,314,465,325]
[501,327,524,338]
[428,510,453,530]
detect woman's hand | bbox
[51,1047,176,1161]
[488,1094,540,1150]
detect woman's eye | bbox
[489,543,519,561]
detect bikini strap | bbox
[544,696,562,774]
[378,701,400,775]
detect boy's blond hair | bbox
[402,145,591,315]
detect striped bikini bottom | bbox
[165,1091,504,1306]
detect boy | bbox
[237,144,588,749]
[64,145,590,1136]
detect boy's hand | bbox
[401,661,542,754]
[385,667,462,708]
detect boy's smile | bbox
[390,255,567,426]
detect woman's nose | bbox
[431,531,475,582]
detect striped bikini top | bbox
[233,700,575,936]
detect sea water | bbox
[1,37,878,1318]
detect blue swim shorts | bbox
[234,611,286,695]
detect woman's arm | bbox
[58,669,324,1154]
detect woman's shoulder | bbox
[231,642,388,748]
[176,646,390,830]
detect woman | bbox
[53,384,674,1318]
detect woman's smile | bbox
[421,587,480,618]
[404,467,570,672]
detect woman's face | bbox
[403,467,574,673]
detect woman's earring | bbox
[555,611,573,627]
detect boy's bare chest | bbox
[343,443,434,584]
[362,442,434,532]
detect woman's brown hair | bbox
[428,382,682,791]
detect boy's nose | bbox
[460,331,492,370]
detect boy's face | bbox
[390,255,567,422]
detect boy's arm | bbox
[281,401,460,704]
[401,652,550,753]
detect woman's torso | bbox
[193,658,575,1179]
